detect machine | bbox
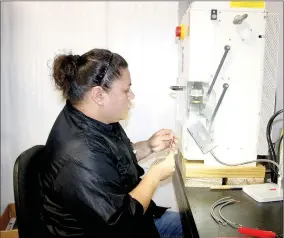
[171,1,283,202]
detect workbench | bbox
[173,153,283,238]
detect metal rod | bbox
[207,45,231,97]
[209,83,229,130]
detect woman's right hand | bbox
[150,151,176,181]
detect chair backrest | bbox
[13,145,45,238]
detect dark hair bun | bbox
[51,48,128,103]
[52,54,80,98]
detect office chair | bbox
[13,145,46,238]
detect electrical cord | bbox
[277,135,283,158]
[206,109,283,179]
[210,149,282,178]
[211,198,281,237]
[266,109,283,183]
[267,134,284,176]
[210,197,242,226]
[210,198,282,237]
[267,109,283,157]
[218,200,241,229]
[276,134,283,167]
[210,197,234,225]
[210,197,231,225]
[210,197,241,228]
[210,197,229,224]
[273,135,283,150]
[205,111,283,233]
[208,109,283,181]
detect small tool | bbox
[169,137,174,150]
[210,185,243,190]
[238,227,276,238]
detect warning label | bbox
[230,1,265,8]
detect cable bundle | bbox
[210,197,278,237]
[210,196,241,228]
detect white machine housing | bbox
[175,1,281,166]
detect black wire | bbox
[277,135,283,163]
[268,136,283,178]
[267,110,282,179]
[266,131,278,179]
[266,109,283,183]
[267,112,279,182]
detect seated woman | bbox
[38,48,183,238]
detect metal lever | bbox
[206,45,230,97]
[170,86,186,91]
[208,83,229,130]
[233,14,248,24]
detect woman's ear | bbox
[91,86,105,105]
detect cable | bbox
[266,109,283,182]
[263,108,282,182]
[277,134,283,163]
[210,149,282,178]
[211,200,232,225]
[207,109,283,182]
[273,135,283,149]
[218,200,241,229]
[210,197,230,225]
[210,197,234,225]
[210,197,241,228]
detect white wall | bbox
[1,2,179,212]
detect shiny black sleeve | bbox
[53,152,144,229]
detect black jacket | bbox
[38,101,162,238]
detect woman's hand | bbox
[147,129,178,153]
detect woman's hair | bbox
[52,49,128,103]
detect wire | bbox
[270,134,283,176]
[273,135,283,148]
[210,149,282,178]
[210,197,232,225]
[210,197,233,225]
[210,197,241,228]
[266,109,283,183]
[263,109,283,182]
[277,135,283,162]
[218,200,241,229]
[207,109,283,181]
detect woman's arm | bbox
[132,141,152,161]
[132,129,177,161]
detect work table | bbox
[173,154,283,238]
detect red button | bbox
[176,26,181,37]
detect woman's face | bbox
[103,68,135,122]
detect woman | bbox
[39,48,183,238]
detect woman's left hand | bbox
[147,129,178,153]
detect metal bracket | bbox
[187,121,217,154]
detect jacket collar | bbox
[65,100,118,134]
